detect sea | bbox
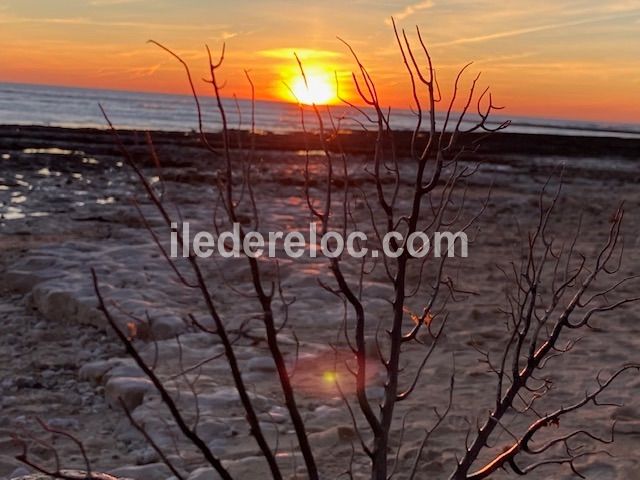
[1,82,639,139]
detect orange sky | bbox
[1,0,639,123]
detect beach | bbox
[1,125,639,479]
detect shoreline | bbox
[2,124,640,159]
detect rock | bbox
[1,377,15,389]
[309,425,356,449]
[223,456,269,478]
[78,359,120,383]
[9,466,31,479]
[304,405,345,431]
[612,406,640,434]
[109,463,171,479]
[13,470,130,480]
[105,376,153,411]
[259,405,288,424]
[198,387,270,411]
[103,362,145,382]
[46,417,80,430]
[134,446,160,465]
[14,376,43,389]
[187,467,222,480]
[206,439,228,457]
[247,356,277,373]
[193,419,231,442]
[149,315,186,340]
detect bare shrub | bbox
[15,19,638,480]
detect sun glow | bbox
[285,68,337,105]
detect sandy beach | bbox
[1,125,639,479]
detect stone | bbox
[223,456,270,478]
[78,359,121,383]
[197,387,270,411]
[259,405,288,424]
[134,447,160,465]
[309,425,356,449]
[193,419,231,443]
[149,315,186,340]
[247,356,277,373]
[103,362,145,382]
[108,463,171,479]
[8,466,31,479]
[46,417,80,430]
[187,467,223,480]
[13,471,129,480]
[105,376,153,411]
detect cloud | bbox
[258,48,343,60]
[385,0,434,25]
[89,0,143,5]
[0,14,227,31]
[432,11,640,47]
[221,31,238,40]
[98,63,162,78]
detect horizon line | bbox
[1,78,639,130]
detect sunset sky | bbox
[1,0,639,122]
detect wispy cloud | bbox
[89,0,143,6]
[385,0,434,25]
[432,11,640,47]
[258,48,343,60]
[98,63,162,78]
[221,31,238,41]
[0,14,226,31]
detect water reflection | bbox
[22,148,83,155]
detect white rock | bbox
[78,359,121,383]
[260,405,288,424]
[105,376,153,410]
[187,467,223,480]
[103,362,145,382]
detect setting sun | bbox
[285,69,337,105]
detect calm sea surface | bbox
[1,82,639,139]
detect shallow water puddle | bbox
[2,206,25,220]
[37,167,62,177]
[96,196,115,205]
[22,147,84,155]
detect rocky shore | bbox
[1,126,639,479]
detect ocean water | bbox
[1,82,639,139]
